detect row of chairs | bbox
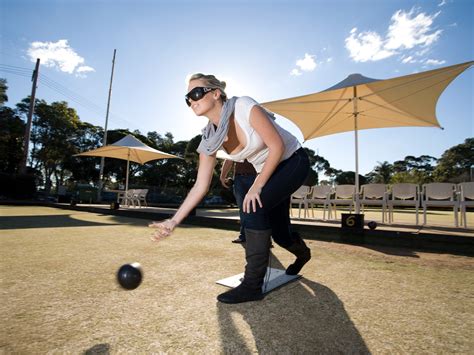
[290,182,474,228]
[117,189,149,208]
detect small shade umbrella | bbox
[262,61,473,213]
[75,134,180,191]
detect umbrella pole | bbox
[125,153,130,192]
[353,86,360,214]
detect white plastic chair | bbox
[458,182,474,228]
[116,190,126,203]
[117,189,139,207]
[359,184,389,222]
[290,185,312,219]
[421,183,459,227]
[329,185,355,219]
[307,185,333,220]
[134,189,149,207]
[387,183,420,225]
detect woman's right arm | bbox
[150,152,216,240]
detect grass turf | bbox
[1,206,473,353]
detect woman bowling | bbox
[149,73,311,304]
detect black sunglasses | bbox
[185,87,215,107]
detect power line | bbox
[39,77,106,116]
[0,64,34,73]
[40,73,106,112]
[0,64,149,132]
[0,66,33,78]
[38,73,141,129]
[0,67,106,119]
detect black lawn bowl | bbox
[117,263,143,290]
[368,221,378,230]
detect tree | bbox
[390,170,432,185]
[301,148,337,185]
[390,155,437,184]
[63,121,102,184]
[139,137,189,193]
[313,155,331,174]
[334,171,367,185]
[18,99,82,193]
[0,106,25,173]
[0,78,8,106]
[392,155,437,173]
[302,148,321,185]
[366,161,393,183]
[140,131,182,190]
[433,138,474,182]
[147,131,174,152]
[139,134,202,200]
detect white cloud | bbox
[296,53,317,72]
[76,65,95,73]
[385,9,442,50]
[424,58,446,66]
[345,8,443,63]
[415,47,430,57]
[345,30,395,62]
[401,55,416,64]
[290,68,302,76]
[326,57,333,63]
[27,40,94,76]
[290,53,317,77]
[438,0,447,6]
[75,65,96,78]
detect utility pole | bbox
[20,58,40,174]
[97,49,116,201]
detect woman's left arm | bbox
[243,105,285,213]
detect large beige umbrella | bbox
[262,61,473,213]
[76,134,180,191]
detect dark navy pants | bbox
[243,147,310,248]
[233,173,256,237]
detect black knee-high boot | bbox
[285,233,311,275]
[217,228,271,304]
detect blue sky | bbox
[1,0,473,175]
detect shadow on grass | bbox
[217,252,369,353]
[0,214,129,230]
[361,244,420,258]
[84,343,110,355]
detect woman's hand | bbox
[219,160,234,189]
[148,219,177,242]
[220,177,233,189]
[243,184,263,213]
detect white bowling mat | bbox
[216,267,300,294]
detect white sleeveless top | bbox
[218,96,301,173]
